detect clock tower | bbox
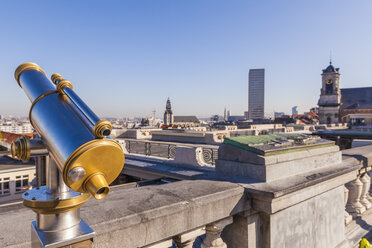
[164,98,174,126]
[318,61,341,124]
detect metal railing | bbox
[125,140,177,159]
[124,140,218,165]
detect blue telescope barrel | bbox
[50,73,112,138]
[14,63,124,200]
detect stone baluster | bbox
[367,171,372,203]
[360,173,372,210]
[201,217,233,248]
[346,176,366,215]
[173,228,205,248]
[344,186,352,225]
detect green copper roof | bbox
[224,133,334,156]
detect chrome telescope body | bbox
[13,63,124,200]
[50,73,112,138]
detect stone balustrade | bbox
[0,180,247,248]
[4,142,372,247]
[341,145,372,246]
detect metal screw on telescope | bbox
[69,167,86,182]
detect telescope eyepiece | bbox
[102,128,111,137]
[84,173,110,200]
[93,120,112,138]
[96,188,107,194]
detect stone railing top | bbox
[119,138,218,149]
[237,159,360,214]
[342,144,372,168]
[151,130,206,137]
[124,153,361,215]
[218,142,340,166]
[0,180,247,248]
[223,133,335,156]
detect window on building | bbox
[0,177,10,196]
[15,175,29,193]
[327,117,332,124]
[351,118,365,126]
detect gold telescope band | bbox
[51,73,64,84]
[23,193,90,214]
[28,90,59,127]
[56,79,73,94]
[11,135,30,162]
[14,62,46,87]
[93,119,112,138]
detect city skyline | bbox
[0,1,372,118]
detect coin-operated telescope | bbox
[11,63,125,247]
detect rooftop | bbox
[322,62,340,73]
[0,155,34,172]
[0,131,33,144]
[174,116,200,123]
[341,87,372,110]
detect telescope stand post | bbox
[27,156,95,248]
[35,155,48,187]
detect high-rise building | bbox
[248,69,265,120]
[292,106,298,115]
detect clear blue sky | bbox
[1,0,371,118]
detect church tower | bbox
[318,61,341,124]
[164,98,174,125]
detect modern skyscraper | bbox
[248,69,265,120]
[292,106,298,115]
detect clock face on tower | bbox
[326,79,333,85]
[325,78,334,94]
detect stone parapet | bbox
[218,143,340,165]
[0,180,247,248]
[214,138,364,248]
[217,143,342,182]
[173,146,213,167]
[3,142,372,248]
[342,145,372,168]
